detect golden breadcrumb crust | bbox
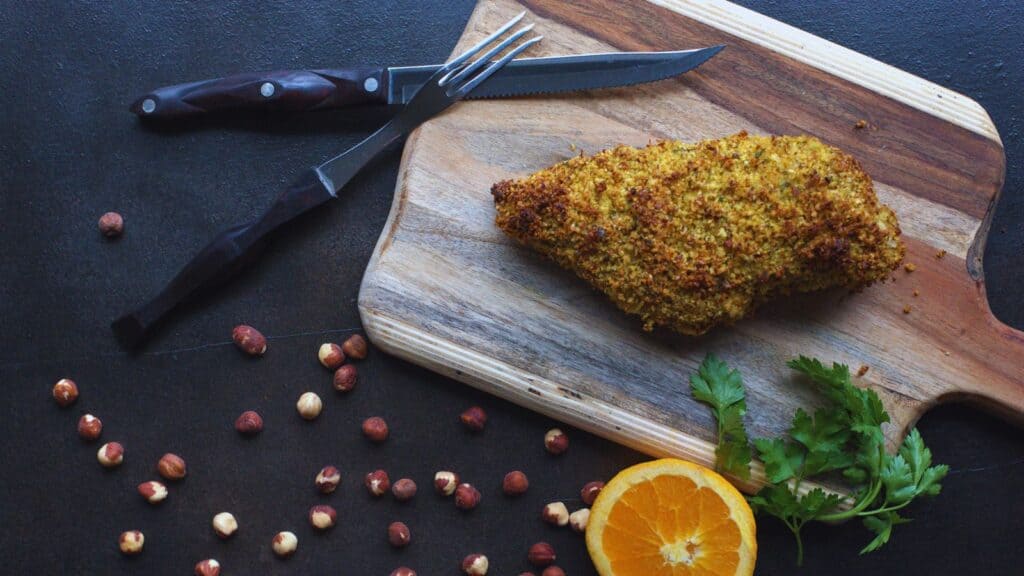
[492,132,905,335]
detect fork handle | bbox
[130,67,389,119]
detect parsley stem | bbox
[857,501,911,517]
[819,479,883,522]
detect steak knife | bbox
[131,47,724,119]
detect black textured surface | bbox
[0,1,1021,574]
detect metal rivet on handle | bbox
[363,77,379,93]
[141,98,156,114]
[260,82,275,97]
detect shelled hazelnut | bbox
[194,559,220,576]
[98,211,124,237]
[52,378,78,407]
[309,505,337,530]
[232,325,267,356]
[365,469,391,496]
[212,512,238,539]
[272,531,297,557]
[77,414,102,441]
[542,567,566,576]
[318,343,345,370]
[460,406,487,432]
[541,502,569,526]
[342,334,368,359]
[296,392,322,420]
[528,542,556,567]
[569,508,590,533]
[362,416,389,442]
[157,453,187,480]
[580,480,605,506]
[502,471,529,496]
[316,466,341,494]
[234,410,263,435]
[454,483,481,510]
[390,568,416,576]
[434,471,459,496]
[461,554,489,575]
[388,521,411,548]
[97,442,124,468]
[544,428,568,455]
[118,530,144,555]
[333,364,358,392]
[392,478,417,501]
[137,481,168,504]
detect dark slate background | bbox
[1,1,1021,574]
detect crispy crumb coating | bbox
[492,132,905,335]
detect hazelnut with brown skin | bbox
[98,211,124,237]
[157,453,187,480]
[387,521,411,548]
[272,531,297,557]
[194,559,221,576]
[97,442,124,468]
[434,471,459,496]
[454,483,481,510]
[580,480,605,506]
[392,478,417,501]
[461,554,489,575]
[212,512,238,539]
[541,502,569,527]
[503,471,529,496]
[232,325,267,356]
[77,414,102,441]
[137,481,168,504]
[316,466,341,494]
[342,334,368,359]
[362,416,389,443]
[309,505,337,530]
[544,428,568,455]
[528,542,556,567]
[52,378,78,407]
[365,469,391,496]
[542,567,566,576]
[390,568,417,576]
[318,343,345,370]
[119,530,144,555]
[460,406,487,432]
[569,508,590,533]
[234,410,263,435]
[296,392,323,420]
[333,364,358,392]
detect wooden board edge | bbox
[647,0,1002,145]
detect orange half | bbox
[586,458,756,576]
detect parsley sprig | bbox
[690,354,949,565]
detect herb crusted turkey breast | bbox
[491,132,904,335]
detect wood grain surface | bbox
[359,0,1022,491]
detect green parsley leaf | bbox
[860,511,911,554]
[689,353,751,479]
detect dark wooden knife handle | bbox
[130,67,390,119]
[112,168,334,347]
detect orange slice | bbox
[586,458,756,576]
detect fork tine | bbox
[452,36,543,98]
[439,24,534,87]
[440,11,526,74]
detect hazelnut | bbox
[454,483,481,510]
[390,568,416,576]
[387,521,411,548]
[365,469,391,496]
[137,481,168,504]
[569,508,590,533]
[502,470,529,496]
[308,505,337,530]
[212,512,238,539]
[234,410,263,435]
[580,480,605,506]
[232,324,267,356]
[518,573,537,576]
[460,406,487,432]
[194,559,221,576]
[97,442,124,468]
[318,342,345,370]
[392,478,417,501]
[77,414,102,441]
[461,553,489,575]
[98,211,124,237]
[157,453,187,480]
[542,567,566,576]
[544,428,568,455]
[52,378,78,407]
[541,502,569,527]
[118,530,144,555]
[342,334,368,359]
[362,416,389,442]
[528,542,556,567]
[272,531,298,557]
[315,465,341,494]
[333,364,358,392]
[296,392,322,420]
[434,471,459,496]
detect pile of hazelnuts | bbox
[53,325,604,575]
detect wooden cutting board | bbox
[359,0,1021,490]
